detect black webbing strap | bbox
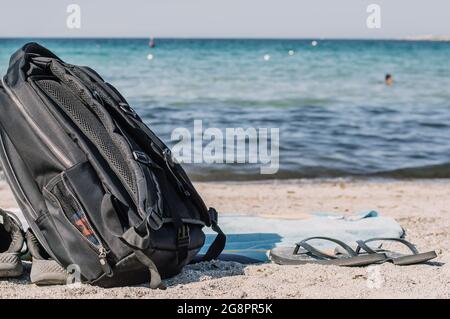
[102,195,164,289]
[133,249,165,289]
[200,208,226,262]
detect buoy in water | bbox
[311,40,318,47]
[147,53,154,60]
[149,37,155,48]
[263,54,271,61]
[288,50,295,56]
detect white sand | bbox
[1,179,449,299]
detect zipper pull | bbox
[98,247,113,277]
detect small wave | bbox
[159,97,336,109]
[185,162,450,181]
[373,163,450,179]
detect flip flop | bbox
[269,236,387,266]
[0,209,25,278]
[356,237,437,265]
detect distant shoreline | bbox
[402,35,450,41]
[0,36,450,41]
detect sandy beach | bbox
[0,179,449,299]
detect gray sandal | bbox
[26,230,68,285]
[270,236,387,266]
[356,237,437,265]
[0,209,25,278]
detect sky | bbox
[0,0,449,38]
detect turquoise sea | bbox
[1,38,450,180]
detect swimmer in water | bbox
[385,73,393,86]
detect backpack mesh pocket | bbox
[36,79,137,196]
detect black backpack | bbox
[0,43,225,288]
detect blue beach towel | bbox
[201,211,404,262]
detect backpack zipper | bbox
[98,246,113,276]
[45,184,113,277]
[1,77,73,168]
[60,204,113,277]
[61,176,114,277]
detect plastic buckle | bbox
[177,225,190,247]
[146,209,163,230]
[133,151,151,165]
[119,102,137,117]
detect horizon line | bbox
[0,36,449,42]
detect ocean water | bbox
[1,38,450,180]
